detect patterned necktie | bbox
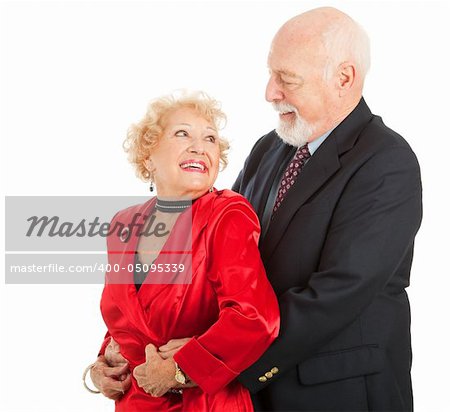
[273,144,311,213]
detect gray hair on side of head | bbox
[322,18,371,82]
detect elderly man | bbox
[231,6,422,412]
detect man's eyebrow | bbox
[277,69,302,79]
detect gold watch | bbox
[174,362,187,385]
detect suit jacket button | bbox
[265,372,273,378]
[258,376,267,383]
[271,367,279,374]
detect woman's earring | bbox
[145,159,155,192]
[209,187,213,193]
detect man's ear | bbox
[337,62,356,96]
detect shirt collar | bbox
[307,127,335,156]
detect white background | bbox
[1,1,449,411]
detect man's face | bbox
[266,35,334,145]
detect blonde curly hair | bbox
[123,90,230,182]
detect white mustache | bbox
[272,102,298,115]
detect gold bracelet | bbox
[82,363,101,394]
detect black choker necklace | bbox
[155,198,193,213]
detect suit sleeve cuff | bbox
[173,337,238,395]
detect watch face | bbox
[175,369,186,385]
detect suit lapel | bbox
[261,98,373,262]
[246,137,294,223]
[261,137,340,261]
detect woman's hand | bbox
[133,344,177,397]
[90,356,132,400]
[104,337,129,381]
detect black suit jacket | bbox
[233,99,422,411]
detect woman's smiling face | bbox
[147,107,221,200]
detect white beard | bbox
[273,103,314,147]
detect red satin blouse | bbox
[99,189,279,411]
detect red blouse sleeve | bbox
[173,196,280,395]
[98,331,111,356]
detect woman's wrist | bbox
[83,362,101,394]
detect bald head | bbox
[274,7,370,84]
[281,7,353,34]
[266,7,371,144]
[275,7,348,44]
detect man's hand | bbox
[133,344,177,397]
[158,337,191,359]
[90,356,132,400]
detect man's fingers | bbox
[159,337,191,352]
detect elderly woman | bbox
[83,91,279,411]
